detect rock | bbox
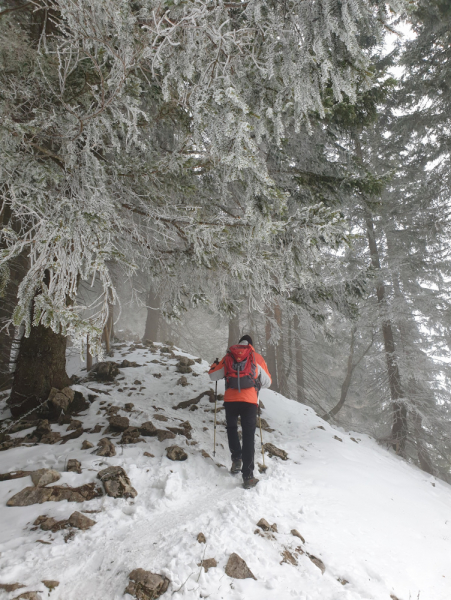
[125,569,170,600]
[281,549,298,566]
[176,365,192,374]
[31,469,61,487]
[66,459,82,474]
[0,583,24,592]
[67,420,82,430]
[166,445,188,461]
[256,518,277,532]
[338,578,349,585]
[178,356,195,367]
[12,592,41,600]
[201,450,211,459]
[173,390,214,410]
[194,358,202,364]
[121,359,138,368]
[139,421,158,437]
[32,419,51,439]
[259,418,274,432]
[69,511,96,530]
[8,421,34,434]
[307,554,326,574]
[58,414,72,425]
[143,452,154,457]
[0,470,33,482]
[120,427,143,444]
[97,466,137,499]
[40,432,62,445]
[7,483,102,506]
[156,430,176,442]
[263,443,288,460]
[90,424,102,433]
[153,373,162,379]
[108,415,130,432]
[95,437,116,457]
[90,361,119,381]
[34,516,59,531]
[177,376,189,386]
[153,414,168,422]
[81,440,94,449]
[124,403,134,412]
[199,558,217,572]
[334,435,343,442]
[42,581,59,590]
[225,553,256,580]
[197,532,206,543]
[48,387,74,413]
[291,529,305,543]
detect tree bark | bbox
[265,308,278,392]
[8,323,70,418]
[228,313,241,348]
[294,315,306,404]
[274,303,288,396]
[366,213,406,454]
[143,289,160,342]
[324,326,356,421]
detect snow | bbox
[1,343,450,600]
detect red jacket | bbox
[208,344,271,404]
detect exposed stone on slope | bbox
[69,511,96,530]
[263,443,288,460]
[197,532,206,543]
[156,430,176,442]
[31,469,61,487]
[307,553,326,574]
[125,569,170,600]
[81,440,94,449]
[12,592,41,600]
[139,421,158,436]
[166,445,188,461]
[225,553,256,580]
[42,581,59,590]
[108,415,129,432]
[90,361,119,381]
[0,470,33,482]
[120,427,143,444]
[199,558,217,572]
[67,420,82,430]
[7,483,102,506]
[281,549,298,566]
[173,390,214,410]
[95,437,116,457]
[256,518,277,532]
[97,466,137,499]
[0,583,24,592]
[291,529,305,543]
[66,459,82,474]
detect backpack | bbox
[224,344,259,392]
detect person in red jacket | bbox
[209,334,271,489]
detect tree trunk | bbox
[143,289,160,342]
[274,303,288,396]
[366,213,406,454]
[294,315,306,404]
[324,326,356,421]
[8,323,70,418]
[265,309,278,392]
[86,335,93,371]
[228,313,241,348]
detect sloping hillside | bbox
[0,342,450,600]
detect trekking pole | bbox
[258,395,266,471]
[213,380,218,457]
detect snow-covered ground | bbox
[0,342,450,600]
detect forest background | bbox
[1,0,451,483]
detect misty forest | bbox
[1,1,451,599]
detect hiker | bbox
[209,335,271,489]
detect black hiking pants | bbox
[224,401,258,479]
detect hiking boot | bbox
[242,476,259,489]
[230,459,242,474]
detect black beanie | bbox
[239,334,253,346]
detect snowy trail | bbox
[1,342,450,600]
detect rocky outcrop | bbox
[97,466,137,499]
[89,361,119,381]
[81,440,94,449]
[256,518,277,532]
[66,459,82,474]
[0,583,24,592]
[281,549,298,566]
[31,469,61,487]
[199,558,217,573]
[307,554,326,574]
[263,443,288,460]
[120,427,143,444]
[69,511,96,530]
[12,592,41,600]
[291,529,305,543]
[42,581,59,590]
[7,483,102,506]
[108,415,129,432]
[95,438,116,457]
[156,430,176,442]
[125,569,169,600]
[173,390,214,410]
[225,553,256,580]
[176,357,194,374]
[139,421,158,437]
[48,387,74,413]
[165,446,188,461]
